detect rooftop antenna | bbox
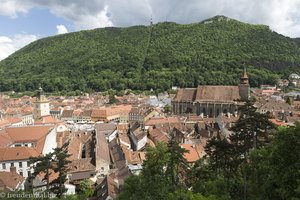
[150,14,153,27]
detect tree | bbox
[229,100,274,161]
[166,134,188,190]
[204,137,237,183]
[188,159,231,200]
[119,141,189,200]
[286,97,292,105]
[108,94,118,104]
[247,124,300,200]
[164,104,172,113]
[118,142,171,200]
[30,141,71,198]
[79,179,95,197]
[50,142,72,198]
[29,153,53,191]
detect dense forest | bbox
[0,15,300,93]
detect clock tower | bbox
[34,87,50,119]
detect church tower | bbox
[239,66,250,101]
[34,87,50,119]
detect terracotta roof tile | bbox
[180,144,201,163]
[5,125,54,143]
[0,147,40,162]
[174,86,242,102]
[0,171,25,190]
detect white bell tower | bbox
[34,87,50,119]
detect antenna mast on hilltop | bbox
[150,15,153,27]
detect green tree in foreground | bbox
[247,124,300,200]
[229,100,274,161]
[30,141,71,198]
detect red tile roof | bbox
[0,147,39,162]
[5,125,54,143]
[180,144,201,163]
[0,171,25,191]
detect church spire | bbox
[240,65,249,85]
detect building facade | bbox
[172,69,249,118]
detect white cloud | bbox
[70,5,113,30]
[56,25,68,34]
[0,0,32,18]
[1,0,300,37]
[0,34,38,61]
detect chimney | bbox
[10,166,17,174]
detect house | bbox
[127,122,147,151]
[0,147,38,178]
[129,104,158,126]
[61,110,74,122]
[122,147,145,175]
[50,107,62,119]
[180,144,202,164]
[94,123,118,142]
[32,169,75,196]
[0,168,25,191]
[95,125,111,177]
[258,101,292,115]
[0,117,24,129]
[68,158,96,186]
[79,110,92,122]
[0,125,57,178]
[91,105,132,123]
[20,112,34,125]
[148,127,169,145]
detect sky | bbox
[1,0,300,60]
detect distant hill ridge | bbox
[0,15,299,93]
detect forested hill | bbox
[1,15,300,93]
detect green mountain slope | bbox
[0,15,299,93]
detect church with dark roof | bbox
[172,68,250,118]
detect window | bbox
[27,161,30,167]
[24,144,28,147]
[19,162,22,168]
[10,163,14,167]
[15,144,21,147]
[2,163,6,169]
[20,172,23,176]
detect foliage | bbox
[79,179,95,197]
[118,140,189,200]
[247,123,300,200]
[229,100,274,158]
[1,16,299,93]
[190,99,276,200]
[29,141,71,198]
[118,121,299,200]
[164,104,172,113]
[286,97,292,105]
